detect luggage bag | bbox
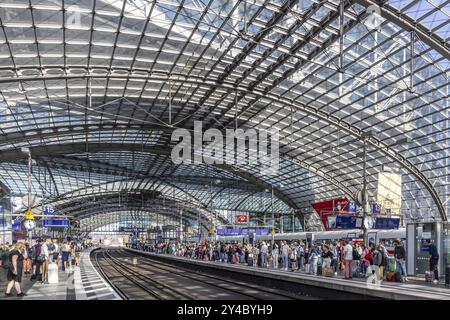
[323,266,334,277]
[425,271,434,283]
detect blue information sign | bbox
[0,218,6,227]
[44,207,55,215]
[372,203,381,214]
[335,215,364,229]
[374,217,400,229]
[42,219,70,228]
[12,220,21,231]
[348,201,356,213]
[217,228,270,236]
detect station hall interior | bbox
[0,0,449,302]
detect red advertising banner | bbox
[311,198,350,230]
[236,215,248,224]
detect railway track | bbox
[119,250,304,300]
[94,248,307,300]
[91,249,193,300]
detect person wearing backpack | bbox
[31,239,44,281]
[371,245,383,279]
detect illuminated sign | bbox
[236,215,248,224]
[42,219,70,228]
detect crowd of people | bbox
[0,238,90,297]
[138,238,439,284]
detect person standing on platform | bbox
[371,245,382,279]
[271,243,279,269]
[281,241,290,271]
[297,243,305,272]
[0,244,10,283]
[61,240,71,272]
[41,238,50,284]
[378,241,388,280]
[394,240,408,282]
[5,243,26,297]
[260,242,268,268]
[427,239,439,284]
[343,240,353,279]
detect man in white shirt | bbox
[41,238,50,284]
[260,242,268,267]
[343,240,353,279]
[281,241,290,271]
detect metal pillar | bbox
[362,140,369,245]
[271,186,274,244]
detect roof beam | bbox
[353,0,450,60]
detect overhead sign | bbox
[374,217,400,229]
[348,201,356,213]
[44,206,55,215]
[25,210,34,220]
[42,219,70,228]
[217,228,270,236]
[311,198,351,230]
[372,203,381,214]
[12,220,22,231]
[335,215,364,229]
[119,227,145,232]
[236,215,248,224]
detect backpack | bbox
[48,244,56,251]
[32,244,41,259]
[0,250,11,269]
[364,251,373,262]
[352,249,360,261]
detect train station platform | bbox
[0,250,121,300]
[127,249,450,300]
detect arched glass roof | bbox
[0,0,448,230]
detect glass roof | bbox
[0,0,448,230]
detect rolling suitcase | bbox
[425,271,434,283]
[291,260,297,271]
[386,271,396,282]
[323,266,334,277]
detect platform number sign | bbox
[348,201,356,213]
[44,206,55,215]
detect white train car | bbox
[217,228,406,246]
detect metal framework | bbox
[0,0,448,231]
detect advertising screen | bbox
[236,215,248,224]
